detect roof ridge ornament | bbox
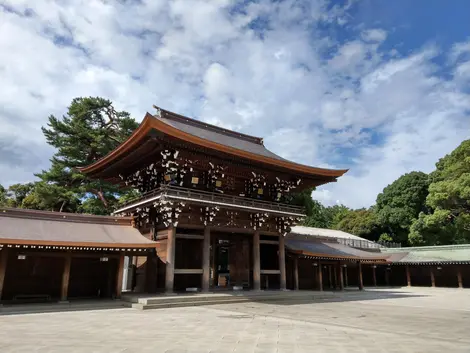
[152,104,162,118]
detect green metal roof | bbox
[382,244,470,264]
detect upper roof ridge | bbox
[153,105,264,145]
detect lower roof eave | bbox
[293,250,388,263]
[0,238,157,250]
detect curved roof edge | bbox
[80,110,349,178]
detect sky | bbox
[0,0,469,209]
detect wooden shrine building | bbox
[0,208,157,303]
[79,106,350,293]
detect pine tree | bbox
[35,97,139,214]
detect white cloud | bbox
[0,0,469,211]
[361,29,387,43]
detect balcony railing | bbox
[114,185,305,217]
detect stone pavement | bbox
[0,287,469,353]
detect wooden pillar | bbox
[278,234,286,290]
[253,231,261,291]
[344,266,349,287]
[202,227,211,292]
[457,266,463,289]
[358,262,364,290]
[430,267,435,288]
[328,265,333,289]
[60,253,72,302]
[406,265,411,287]
[0,248,9,302]
[293,257,299,290]
[115,253,125,299]
[338,263,344,290]
[212,236,218,287]
[333,266,337,289]
[165,226,176,292]
[385,267,390,286]
[372,265,377,287]
[317,264,323,291]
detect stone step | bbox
[128,292,342,310]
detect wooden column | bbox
[0,248,8,302]
[293,257,299,290]
[317,264,323,291]
[202,227,211,292]
[165,226,176,292]
[333,266,337,289]
[328,266,333,289]
[344,266,349,287]
[338,263,344,290]
[212,236,218,287]
[279,234,286,290]
[457,267,463,289]
[253,231,261,291]
[372,265,377,287]
[60,253,72,302]
[430,267,436,288]
[116,253,125,299]
[358,262,364,290]
[385,267,390,286]
[406,265,411,287]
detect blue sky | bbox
[0,0,469,208]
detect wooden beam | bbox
[294,257,299,290]
[202,227,211,291]
[260,269,281,275]
[165,227,176,292]
[279,234,286,290]
[260,240,279,245]
[253,231,261,291]
[116,253,125,299]
[358,262,364,290]
[0,248,9,301]
[60,253,72,302]
[175,269,203,274]
[176,234,205,240]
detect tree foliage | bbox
[1,97,139,214]
[376,171,430,244]
[334,208,384,241]
[34,97,139,214]
[408,140,470,245]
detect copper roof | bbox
[0,208,156,248]
[286,239,388,262]
[80,106,348,179]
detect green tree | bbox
[4,183,36,208]
[0,184,8,206]
[376,171,430,245]
[409,140,470,245]
[334,208,384,241]
[35,97,139,214]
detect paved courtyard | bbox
[0,288,469,353]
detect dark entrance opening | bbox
[2,252,64,302]
[68,257,118,299]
